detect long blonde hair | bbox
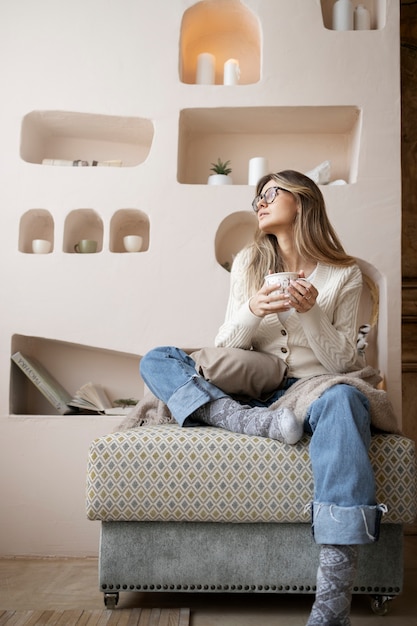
[245,170,355,294]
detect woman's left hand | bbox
[288,274,318,314]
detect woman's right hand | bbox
[249,282,292,317]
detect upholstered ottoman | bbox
[86,425,417,614]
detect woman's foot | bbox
[193,397,303,444]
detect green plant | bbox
[210,158,232,176]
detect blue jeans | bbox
[140,346,384,544]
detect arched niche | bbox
[63,209,103,253]
[180,0,261,85]
[19,209,54,253]
[109,209,150,253]
[215,211,257,271]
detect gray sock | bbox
[306,544,358,626]
[193,397,303,444]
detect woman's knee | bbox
[140,346,191,378]
[308,384,371,432]
[140,346,170,377]
[324,384,370,413]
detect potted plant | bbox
[208,158,233,185]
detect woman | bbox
[140,170,385,625]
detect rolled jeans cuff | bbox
[167,374,227,426]
[311,502,388,545]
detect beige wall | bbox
[0,0,402,556]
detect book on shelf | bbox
[11,352,133,415]
[68,381,123,414]
[11,351,75,415]
[42,158,123,167]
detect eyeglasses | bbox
[252,186,286,212]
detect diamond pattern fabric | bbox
[86,425,416,524]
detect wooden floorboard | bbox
[0,610,190,626]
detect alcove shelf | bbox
[20,110,154,167]
[180,0,260,85]
[320,0,386,30]
[19,209,54,254]
[63,209,103,253]
[110,209,150,253]
[177,106,361,185]
[10,334,144,416]
[215,211,257,271]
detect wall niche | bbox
[180,0,260,85]
[19,209,54,254]
[215,211,257,271]
[20,110,154,167]
[109,209,150,253]
[63,209,103,253]
[320,0,387,30]
[178,105,362,185]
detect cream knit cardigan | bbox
[214,249,363,379]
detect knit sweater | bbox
[214,249,363,379]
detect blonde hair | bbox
[245,170,355,295]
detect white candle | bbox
[223,58,240,86]
[248,157,269,185]
[196,53,215,85]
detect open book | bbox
[11,351,134,415]
[68,382,131,414]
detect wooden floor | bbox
[0,608,190,626]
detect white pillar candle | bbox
[248,157,269,185]
[196,52,215,85]
[223,58,240,86]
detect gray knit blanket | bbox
[118,366,401,435]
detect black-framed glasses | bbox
[252,186,286,212]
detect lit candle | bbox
[223,58,240,86]
[196,53,215,84]
[248,157,269,185]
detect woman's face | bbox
[256,179,299,235]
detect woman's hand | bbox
[249,282,293,317]
[287,272,318,314]
[249,271,318,317]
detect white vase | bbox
[248,157,268,185]
[354,4,371,30]
[332,0,353,31]
[208,174,233,185]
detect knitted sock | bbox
[306,544,358,626]
[192,397,303,444]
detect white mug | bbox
[32,239,52,254]
[123,235,143,252]
[264,272,299,295]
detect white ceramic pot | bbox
[207,174,233,185]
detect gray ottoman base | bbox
[99,520,403,611]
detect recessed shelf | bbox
[10,334,144,416]
[215,211,258,271]
[180,0,260,85]
[20,110,154,167]
[19,209,54,253]
[63,209,103,253]
[178,106,362,185]
[320,0,386,30]
[110,209,150,253]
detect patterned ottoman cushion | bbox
[86,425,417,524]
